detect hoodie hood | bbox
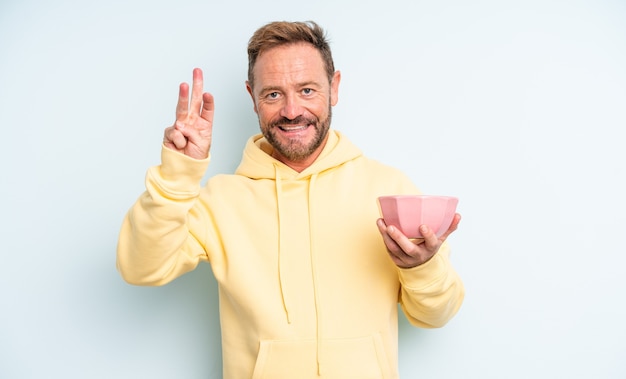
[235,130,363,180]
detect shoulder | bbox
[339,155,420,194]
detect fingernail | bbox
[420,225,429,234]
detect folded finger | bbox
[164,126,187,149]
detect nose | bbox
[279,93,304,120]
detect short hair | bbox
[247,21,335,88]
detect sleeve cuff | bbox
[397,248,450,291]
[144,145,211,198]
[159,144,211,182]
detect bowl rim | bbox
[378,195,458,201]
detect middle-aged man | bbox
[117,20,465,379]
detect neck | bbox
[272,148,323,173]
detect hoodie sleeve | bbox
[397,241,465,328]
[116,146,211,286]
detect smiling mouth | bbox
[278,124,309,132]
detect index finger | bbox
[175,82,190,121]
[377,218,411,252]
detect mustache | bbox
[269,115,317,128]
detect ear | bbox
[330,71,341,106]
[245,81,258,113]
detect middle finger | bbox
[189,68,204,115]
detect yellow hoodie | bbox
[117,130,464,378]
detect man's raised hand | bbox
[163,68,214,160]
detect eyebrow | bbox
[259,81,322,95]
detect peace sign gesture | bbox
[163,68,214,159]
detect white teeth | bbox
[280,125,307,131]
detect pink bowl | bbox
[378,195,458,238]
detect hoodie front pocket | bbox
[252,334,394,379]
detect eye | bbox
[302,88,314,96]
[267,92,280,99]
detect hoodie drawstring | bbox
[274,165,323,375]
[274,164,291,324]
[308,173,323,376]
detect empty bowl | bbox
[378,195,458,238]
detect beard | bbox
[261,106,332,162]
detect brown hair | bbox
[247,21,335,88]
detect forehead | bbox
[252,43,327,88]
